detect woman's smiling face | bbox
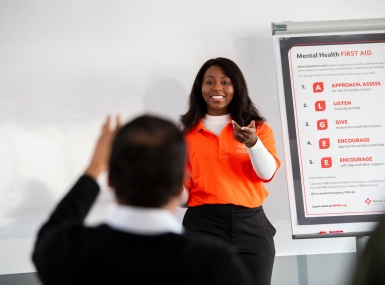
[201,65,234,116]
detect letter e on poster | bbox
[321,157,332,168]
[319,138,330,149]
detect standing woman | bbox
[180,57,281,285]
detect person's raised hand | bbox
[231,120,258,148]
[84,115,121,180]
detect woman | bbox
[180,57,281,285]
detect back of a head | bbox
[109,115,186,208]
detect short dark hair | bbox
[108,115,186,207]
[179,57,265,132]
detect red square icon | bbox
[315,101,326,111]
[321,157,332,168]
[317,119,328,130]
[313,82,324,93]
[319,138,330,149]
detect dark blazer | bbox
[32,175,253,285]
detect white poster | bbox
[289,42,385,217]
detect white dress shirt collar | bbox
[107,205,183,235]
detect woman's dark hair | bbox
[179,57,265,132]
[109,115,186,207]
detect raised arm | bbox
[33,116,121,282]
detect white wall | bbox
[0,0,383,275]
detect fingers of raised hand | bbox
[114,115,122,134]
[247,120,256,129]
[101,115,121,139]
[102,115,111,133]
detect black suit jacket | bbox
[32,175,253,285]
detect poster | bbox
[289,41,385,218]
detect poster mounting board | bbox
[272,18,385,239]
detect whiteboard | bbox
[272,18,385,238]
[4,1,385,275]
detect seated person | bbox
[351,218,385,285]
[32,115,253,285]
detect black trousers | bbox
[182,204,276,285]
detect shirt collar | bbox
[107,205,183,235]
[190,120,204,133]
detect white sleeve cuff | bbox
[246,138,277,180]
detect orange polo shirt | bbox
[184,120,280,208]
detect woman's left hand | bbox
[232,120,258,148]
